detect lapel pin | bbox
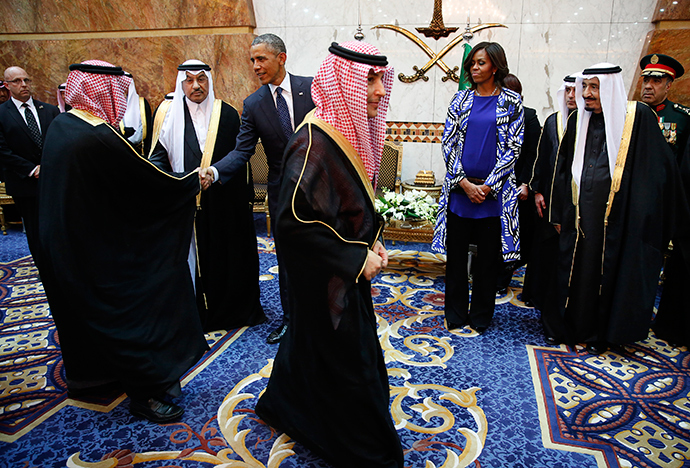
[298,92,304,96]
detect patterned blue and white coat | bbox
[432,87,525,261]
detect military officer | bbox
[639,53,689,161]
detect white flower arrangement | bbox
[375,188,438,224]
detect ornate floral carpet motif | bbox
[0,256,242,444]
[529,337,690,467]
[0,229,686,467]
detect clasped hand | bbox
[197,167,214,191]
[460,178,490,204]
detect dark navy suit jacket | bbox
[0,98,60,197]
[213,73,314,216]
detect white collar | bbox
[269,72,292,96]
[12,96,34,111]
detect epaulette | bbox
[672,102,690,117]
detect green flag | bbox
[458,43,472,90]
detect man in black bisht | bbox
[255,41,403,468]
[550,63,689,355]
[528,74,578,343]
[150,59,266,333]
[38,60,208,423]
[496,73,541,296]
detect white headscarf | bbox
[572,63,627,189]
[157,59,215,172]
[57,83,67,113]
[555,74,577,129]
[122,74,142,133]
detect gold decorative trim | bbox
[0,26,254,42]
[69,108,196,180]
[604,101,637,224]
[197,99,223,206]
[149,99,172,156]
[291,114,371,281]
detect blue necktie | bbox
[275,87,293,140]
[22,103,42,149]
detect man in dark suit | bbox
[201,33,315,344]
[0,66,60,265]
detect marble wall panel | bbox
[611,0,658,22]
[0,0,255,34]
[0,34,258,113]
[442,0,525,25]
[607,21,656,93]
[284,0,357,28]
[522,0,615,24]
[253,0,286,29]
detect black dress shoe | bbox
[545,335,559,345]
[446,321,464,331]
[130,397,184,423]
[266,322,288,344]
[586,343,608,355]
[474,326,488,335]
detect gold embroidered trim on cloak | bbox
[68,108,196,180]
[196,99,223,207]
[291,112,375,282]
[148,99,172,157]
[139,96,148,143]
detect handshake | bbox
[197,167,214,191]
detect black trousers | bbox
[445,213,501,328]
[13,195,40,268]
[268,183,290,323]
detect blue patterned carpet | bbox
[0,215,688,468]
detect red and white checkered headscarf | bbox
[312,41,394,183]
[65,60,131,126]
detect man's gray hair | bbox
[252,34,286,56]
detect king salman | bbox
[550,63,690,354]
[38,60,208,422]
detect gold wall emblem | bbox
[373,1,506,83]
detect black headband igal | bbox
[177,63,212,71]
[328,42,388,67]
[564,75,576,83]
[69,63,125,75]
[582,65,622,75]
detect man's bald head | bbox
[4,66,32,102]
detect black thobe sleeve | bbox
[276,127,374,285]
[516,107,541,185]
[548,117,577,226]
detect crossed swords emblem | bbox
[373,0,506,83]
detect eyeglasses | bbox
[7,78,32,85]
